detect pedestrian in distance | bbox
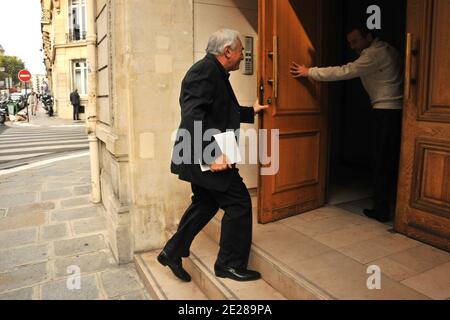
[28,90,38,116]
[70,89,81,121]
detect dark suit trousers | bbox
[73,104,80,120]
[163,169,253,269]
[372,109,402,216]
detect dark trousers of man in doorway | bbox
[163,170,253,269]
[372,109,402,220]
[73,104,80,120]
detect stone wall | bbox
[96,0,194,262]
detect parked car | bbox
[10,93,23,102]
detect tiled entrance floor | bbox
[250,205,450,300]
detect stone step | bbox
[187,232,286,300]
[202,212,334,300]
[134,251,208,300]
[134,232,286,300]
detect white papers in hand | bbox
[200,131,242,172]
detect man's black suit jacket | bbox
[171,54,255,192]
[70,92,80,105]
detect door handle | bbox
[259,79,264,105]
[259,79,272,105]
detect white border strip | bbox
[0,151,90,176]
[50,125,86,128]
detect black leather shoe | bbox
[214,264,261,282]
[364,209,390,223]
[157,251,191,282]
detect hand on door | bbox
[290,62,310,78]
[253,99,269,113]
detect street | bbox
[0,110,150,300]
[0,111,88,170]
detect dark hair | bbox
[346,24,375,38]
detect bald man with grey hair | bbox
[157,29,268,283]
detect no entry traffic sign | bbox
[18,69,32,83]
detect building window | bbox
[69,0,86,41]
[73,60,87,95]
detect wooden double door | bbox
[258,0,450,251]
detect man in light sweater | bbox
[290,26,403,223]
[28,90,38,116]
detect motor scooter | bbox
[41,94,54,117]
[0,99,8,125]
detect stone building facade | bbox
[41,0,89,119]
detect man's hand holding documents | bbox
[202,131,242,173]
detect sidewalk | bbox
[0,155,150,300]
[6,106,85,128]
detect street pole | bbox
[25,81,29,123]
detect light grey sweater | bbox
[309,39,404,110]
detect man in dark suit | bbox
[69,89,81,120]
[158,29,268,282]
